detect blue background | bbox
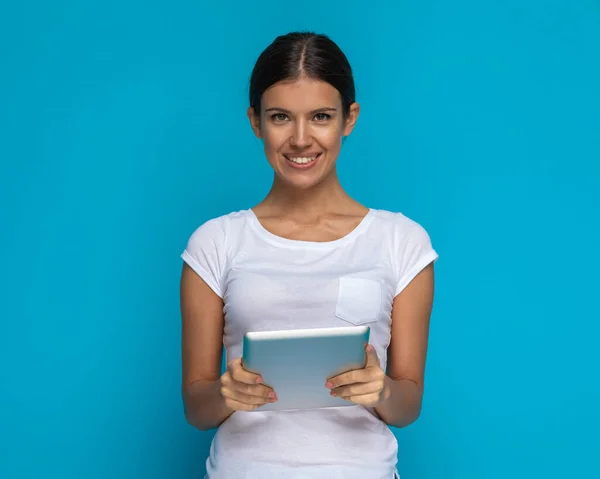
[1,1,599,478]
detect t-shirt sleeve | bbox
[181,217,228,298]
[394,219,439,297]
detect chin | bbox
[277,174,322,191]
[268,152,337,190]
[290,179,322,190]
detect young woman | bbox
[180,31,438,479]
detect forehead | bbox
[261,78,341,111]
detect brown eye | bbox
[271,113,288,122]
[314,112,332,121]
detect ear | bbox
[247,106,262,138]
[342,102,360,137]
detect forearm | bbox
[183,379,233,431]
[374,376,423,428]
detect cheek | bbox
[315,127,343,150]
[261,126,286,152]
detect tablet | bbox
[242,325,370,412]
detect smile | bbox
[284,153,322,166]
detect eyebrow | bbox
[264,107,338,114]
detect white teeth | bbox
[288,156,317,164]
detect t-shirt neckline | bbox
[245,208,375,249]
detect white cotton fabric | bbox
[182,208,438,479]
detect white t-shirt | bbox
[182,208,439,479]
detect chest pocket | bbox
[335,276,382,325]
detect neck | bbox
[261,169,351,219]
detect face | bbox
[248,77,360,190]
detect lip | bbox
[283,153,323,158]
[283,153,322,170]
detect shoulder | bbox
[370,209,438,295]
[369,208,433,244]
[182,211,250,298]
[185,210,249,246]
[181,210,251,295]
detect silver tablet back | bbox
[242,326,370,412]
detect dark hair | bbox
[249,32,356,118]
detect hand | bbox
[325,344,391,407]
[219,357,277,411]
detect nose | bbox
[290,118,312,148]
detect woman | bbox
[180,31,438,479]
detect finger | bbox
[364,344,380,368]
[331,381,383,399]
[222,372,274,398]
[223,371,275,399]
[222,386,275,406]
[229,357,264,385]
[236,382,276,399]
[326,368,370,389]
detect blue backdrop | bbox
[1,1,599,478]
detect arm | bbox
[327,262,435,427]
[374,262,435,428]
[180,262,233,431]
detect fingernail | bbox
[366,344,373,352]
[256,377,263,384]
[325,381,333,389]
[330,391,337,397]
[268,392,275,398]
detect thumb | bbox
[365,344,379,368]
[229,356,243,370]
